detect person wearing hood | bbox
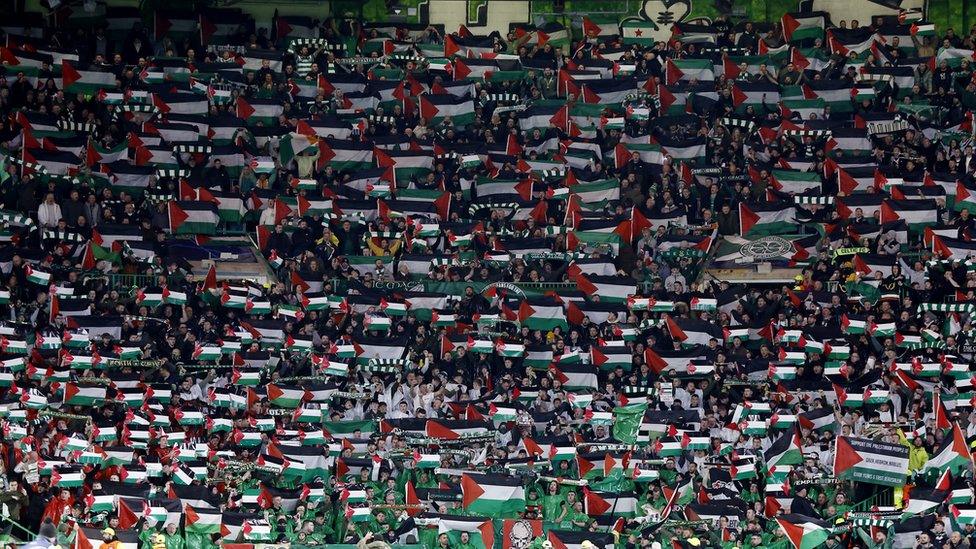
[21,519,58,549]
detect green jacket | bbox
[138,529,154,549]
[183,532,215,549]
[164,533,184,549]
[541,494,564,522]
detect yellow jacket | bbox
[898,429,929,471]
[367,239,401,256]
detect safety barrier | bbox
[0,516,36,542]
[851,487,894,512]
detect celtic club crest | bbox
[739,236,794,260]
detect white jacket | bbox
[37,202,62,228]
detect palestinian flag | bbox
[51,467,85,487]
[642,347,703,375]
[664,59,714,84]
[444,34,495,57]
[167,201,219,235]
[628,297,674,312]
[236,97,285,121]
[151,92,208,116]
[25,266,51,285]
[852,254,897,277]
[376,152,435,180]
[318,140,373,171]
[880,199,938,228]
[776,514,831,549]
[517,297,567,330]
[657,136,707,160]
[840,314,867,334]
[419,95,476,126]
[798,408,835,431]
[495,340,525,358]
[732,81,780,109]
[764,429,803,470]
[738,202,795,235]
[274,15,317,39]
[902,488,947,517]
[570,179,620,205]
[665,317,724,347]
[590,346,632,371]
[278,132,320,166]
[952,505,976,526]
[154,12,197,39]
[63,382,106,406]
[923,422,972,475]
[461,472,526,517]
[267,384,309,408]
[86,142,127,167]
[731,459,758,480]
[581,79,637,106]
[517,22,570,49]
[955,181,976,212]
[613,142,663,167]
[768,365,796,381]
[413,452,440,469]
[827,32,876,58]
[575,275,634,302]
[782,12,825,42]
[769,169,821,194]
[582,17,617,39]
[270,444,330,479]
[834,435,909,486]
[61,61,117,93]
[583,489,638,517]
[184,504,222,534]
[933,236,976,261]
[0,47,52,68]
[549,364,598,390]
[191,344,221,361]
[88,493,116,513]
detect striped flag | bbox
[419,95,476,126]
[782,12,825,42]
[460,472,526,516]
[776,514,831,549]
[61,61,117,93]
[167,201,219,235]
[739,202,792,235]
[575,274,634,302]
[833,435,909,486]
[620,20,655,46]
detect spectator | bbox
[37,193,62,228]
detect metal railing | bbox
[0,516,36,543]
[851,487,894,512]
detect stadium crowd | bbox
[0,3,974,549]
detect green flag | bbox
[588,469,634,492]
[91,243,121,264]
[612,403,647,444]
[845,281,880,304]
